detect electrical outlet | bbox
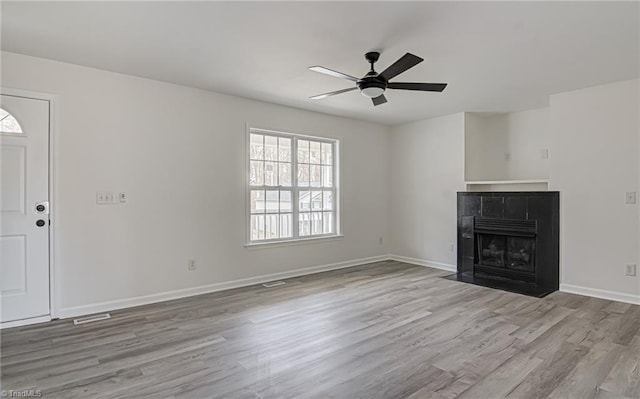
[379,236,383,246]
[626,264,637,276]
[448,243,455,253]
[504,152,511,162]
[188,259,196,271]
[119,193,126,203]
[625,192,636,204]
[540,148,549,160]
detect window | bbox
[248,128,338,244]
[0,108,23,134]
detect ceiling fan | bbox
[309,52,447,106]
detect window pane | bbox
[297,164,310,187]
[311,212,323,235]
[280,190,292,212]
[251,214,265,240]
[322,166,333,188]
[264,162,277,186]
[250,190,265,214]
[279,137,291,162]
[310,165,321,187]
[323,191,333,210]
[299,212,310,236]
[0,108,23,134]
[321,143,333,165]
[280,213,293,238]
[299,190,311,212]
[311,191,323,211]
[264,135,278,161]
[323,212,333,234]
[250,134,264,160]
[250,161,264,186]
[310,141,321,164]
[309,165,322,187]
[279,162,291,187]
[265,214,278,239]
[298,140,310,163]
[265,190,279,213]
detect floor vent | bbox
[73,313,111,325]
[262,281,286,288]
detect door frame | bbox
[0,87,58,328]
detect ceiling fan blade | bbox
[379,53,423,81]
[309,87,357,100]
[309,66,358,82]
[372,94,387,106]
[388,82,448,92]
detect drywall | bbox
[550,79,639,299]
[504,108,550,180]
[0,52,391,314]
[464,113,509,181]
[465,109,549,182]
[389,113,466,268]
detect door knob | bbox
[36,219,46,227]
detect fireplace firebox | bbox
[450,192,559,297]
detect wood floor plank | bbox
[599,335,640,398]
[1,260,638,398]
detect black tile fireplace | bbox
[449,192,559,297]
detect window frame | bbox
[246,127,340,246]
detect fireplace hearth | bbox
[449,192,559,297]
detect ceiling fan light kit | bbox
[309,51,447,106]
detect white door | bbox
[1,94,50,324]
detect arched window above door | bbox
[0,108,23,134]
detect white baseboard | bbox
[387,254,457,273]
[560,283,640,305]
[57,255,390,319]
[1,315,51,329]
[17,255,640,326]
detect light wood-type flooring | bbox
[1,261,639,398]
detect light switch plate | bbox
[625,192,637,204]
[96,191,117,205]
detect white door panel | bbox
[0,94,50,323]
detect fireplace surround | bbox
[451,192,559,297]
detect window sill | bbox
[245,235,344,250]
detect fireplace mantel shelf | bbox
[465,179,549,185]
[465,180,550,192]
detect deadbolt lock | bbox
[35,201,49,214]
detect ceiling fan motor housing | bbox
[357,74,387,97]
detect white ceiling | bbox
[2,1,638,125]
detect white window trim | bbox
[245,125,341,246]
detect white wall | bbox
[464,109,549,182]
[1,52,391,315]
[389,113,465,268]
[504,108,550,180]
[550,79,640,299]
[464,113,509,181]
